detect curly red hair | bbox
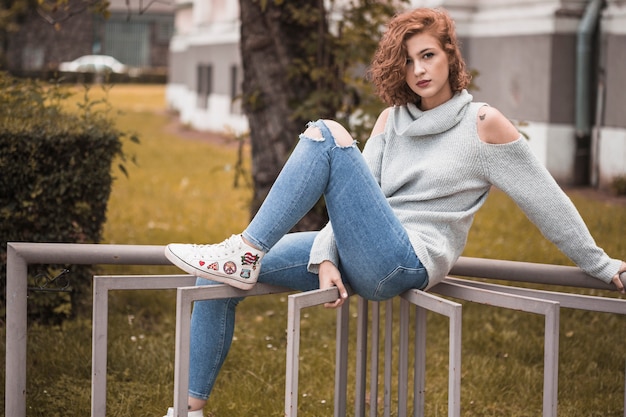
[369,8,471,106]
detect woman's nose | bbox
[413,62,425,76]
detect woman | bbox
[163,7,626,416]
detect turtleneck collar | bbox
[391,89,473,137]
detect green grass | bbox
[2,85,625,416]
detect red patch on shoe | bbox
[241,252,260,266]
[199,261,205,266]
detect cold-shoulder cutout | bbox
[371,107,392,137]
[476,105,521,144]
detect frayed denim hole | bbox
[338,140,358,149]
[317,119,357,149]
[299,127,325,142]
[300,119,358,148]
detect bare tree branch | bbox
[36,0,102,25]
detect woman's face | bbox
[404,32,453,110]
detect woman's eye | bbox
[405,58,413,65]
[423,52,434,59]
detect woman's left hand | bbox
[612,261,626,294]
[319,260,349,308]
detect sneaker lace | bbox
[192,234,240,255]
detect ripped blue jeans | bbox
[188,120,428,400]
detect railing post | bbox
[449,301,462,416]
[354,298,369,417]
[413,304,427,417]
[5,244,28,417]
[174,288,193,417]
[543,306,560,417]
[383,299,393,417]
[335,299,350,417]
[398,298,410,417]
[285,291,302,417]
[91,276,110,417]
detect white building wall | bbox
[446,0,626,187]
[167,0,247,135]
[167,0,626,188]
[595,0,626,188]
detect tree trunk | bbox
[239,0,328,231]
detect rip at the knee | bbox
[299,120,357,148]
[323,119,357,148]
[300,125,325,142]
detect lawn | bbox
[2,84,625,417]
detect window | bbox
[155,21,174,43]
[197,64,212,109]
[230,64,242,115]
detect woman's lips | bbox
[417,80,430,88]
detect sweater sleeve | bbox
[307,132,387,273]
[482,137,621,283]
[307,222,339,273]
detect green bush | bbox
[0,72,138,323]
[610,174,626,196]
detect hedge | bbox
[0,72,138,323]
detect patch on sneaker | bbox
[240,269,251,279]
[241,252,260,266]
[223,261,237,275]
[207,262,218,271]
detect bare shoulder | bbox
[371,107,392,137]
[476,105,521,144]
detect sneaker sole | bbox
[164,245,257,290]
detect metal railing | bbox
[91,274,291,417]
[6,243,170,417]
[5,242,626,417]
[278,277,625,417]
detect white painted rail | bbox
[5,242,625,417]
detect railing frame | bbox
[279,280,567,417]
[91,274,197,417]
[5,242,625,417]
[172,282,291,417]
[6,243,170,417]
[433,280,561,417]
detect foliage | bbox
[0,72,138,323]
[0,0,150,67]
[239,0,409,231]
[287,0,409,142]
[610,174,626,196]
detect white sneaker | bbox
[163,407,204,417]
[165,234,264,290]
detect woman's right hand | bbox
[612,261,626,294]
[318,260,349,308]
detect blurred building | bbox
[6,0,174,73]
[166,0,245,133]
[448,0,626,189]
[166,0,626,189]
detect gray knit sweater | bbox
[308,90,620,290]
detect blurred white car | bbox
[58,55,128,74]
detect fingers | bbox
[324,282,349,308]
[322,276,348,308]
[613,270,626,295]
[318,261,349,309]
[324,296,345,309]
